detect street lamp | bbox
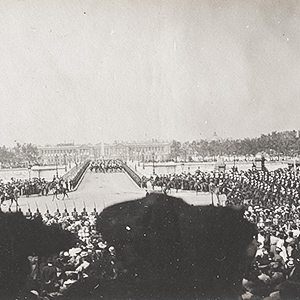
[152,152,155,175]
[28,163,31,180]
[233,152,236,171]
[55,154,59,178]
[64,154,67,172]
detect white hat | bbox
[30,290,39,296]
[98,241,107,249]
[86,244,94,249]
[69,247,82,256]
[80,251,88,257]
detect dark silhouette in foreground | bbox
[0,211,75,298]
[65,194,258,299]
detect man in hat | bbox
[40,257,57,292]
[76,252,91,273]
[273,247,285,271]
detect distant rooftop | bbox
[57,143,75,147]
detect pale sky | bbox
[1,0,300,146]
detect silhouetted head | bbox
[97,193,257,299]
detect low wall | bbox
[63,160,91,190]
[122,162,142,188]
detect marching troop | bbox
[89,159,123,173]
[149,167,300,206]
[147,166,300,299]
[0,176,73,208]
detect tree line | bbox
[0,142,39,168]
[170,130,300,162]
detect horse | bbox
[50,181,70,201]
[162,182,172,194]
[0,189,19,208]
[24,183,31,197]
[140,176,150,189]
[152,178,163,191]
[52,186,70,201]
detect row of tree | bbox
[0,142,39,168]
[170,130,300,162]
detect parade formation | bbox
[1,157,300,299]
[89,160,123,173]
[0,177,72,208]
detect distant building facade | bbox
[38,143,93,166]
[39,140,172,165]
[93,140,172,162]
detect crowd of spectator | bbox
[6,162,300,299]
[24,207,117,299]
[240,207,300,299]
[146,166,300,299]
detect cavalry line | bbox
[8,170,144,215]
[3,169,213,215]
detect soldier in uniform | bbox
[54,208,61,218]
[61,184,69,200]
[0,190,6,206]
[91,207,98,217]
[72,207,78,219]
[44,209,52,219]
[33,208,42,219]
[25,208,32,220]
[174,176,181,193]
[24,181,30,197]
[194,179,200,195]
[69,179,74,191]
[81,207,88,217]
[62,208,69,218]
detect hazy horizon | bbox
[1,0,300,147]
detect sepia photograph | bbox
[0,0,300,299]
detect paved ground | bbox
[5,171,145,214]
[3,170,214,215]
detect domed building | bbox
[208,131,222,142]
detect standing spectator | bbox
[40,258,57,293]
